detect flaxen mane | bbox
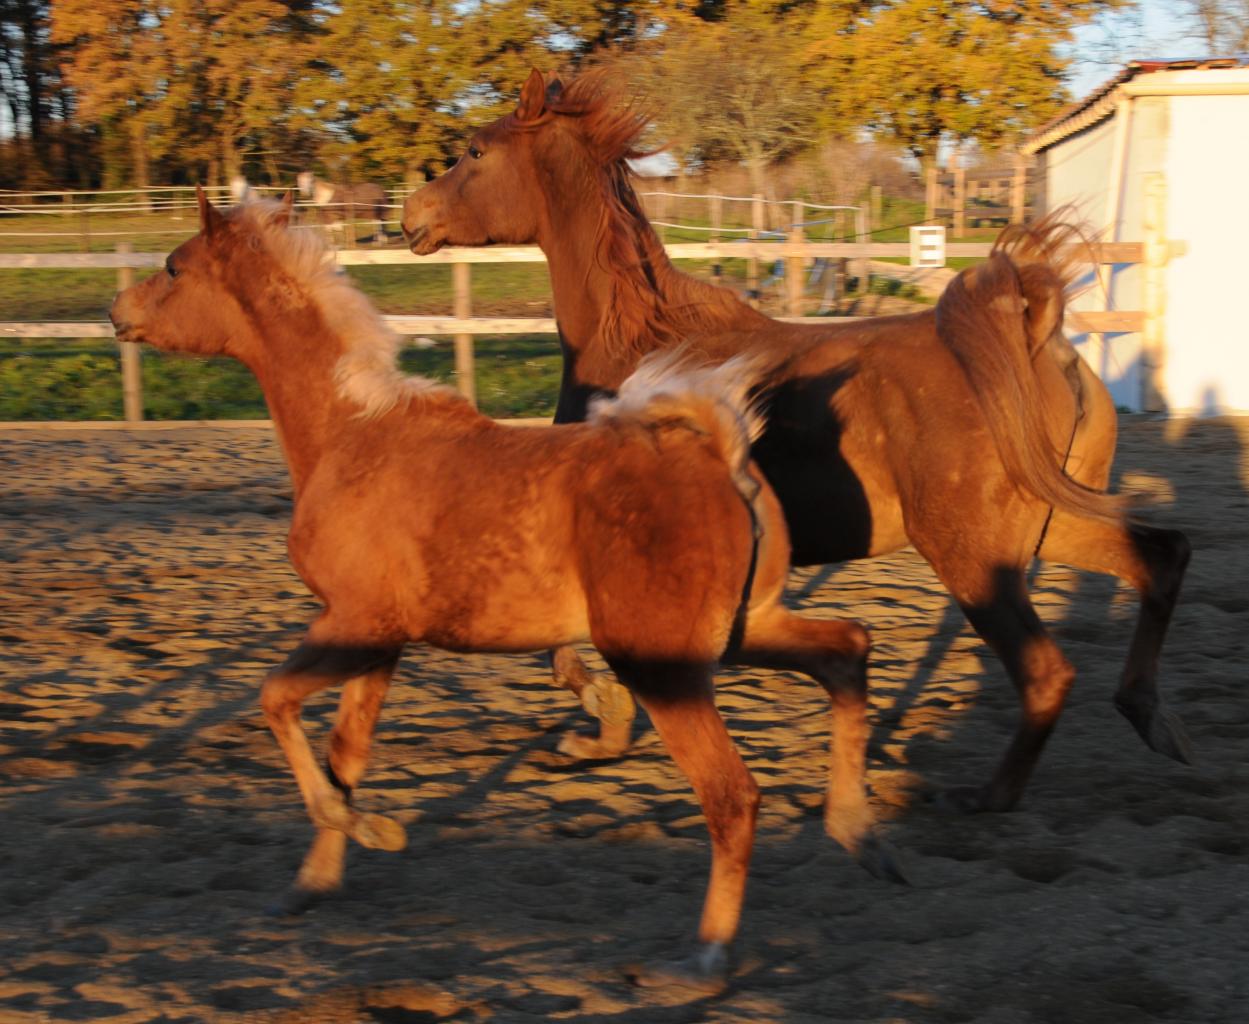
[231,200,457,419]
[536,72,765,358]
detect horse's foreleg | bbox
[281,657,400,913]
[550,645,636,760]
[938,565,1076,813]
[1039,513,1192,763]
[610,659,758,994]
[260,639,403,913]
[728,609,904,883]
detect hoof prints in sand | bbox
[0,419,1247,1022]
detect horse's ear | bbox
[516,68,547,122]
[545,72,565,103]
[196,185,224,238]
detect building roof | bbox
[1024,56,1249,155]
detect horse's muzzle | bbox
[402,223,428,252]
[403,223,446,257]
[108,302,134,342]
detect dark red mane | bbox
[521,71,765,358]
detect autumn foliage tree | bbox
[17,0,1138,190]
[848,0,1127,169]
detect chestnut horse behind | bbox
[110,192,897,992]
[401,69,1193,814]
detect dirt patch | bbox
[1,418,1246,1022]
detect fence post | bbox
[953,165,966,237]
[453,258,476,407]
[786,200,804,317]
[710,192,722,278]
[855,206,870,295]
[870,185,882,238]
[925,166,938,224]
[116,242,143,423]
[748,193,763,306]
[1010,155,1027,224]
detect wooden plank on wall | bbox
[1068,311,1146,333]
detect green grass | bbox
[0,335,562,421]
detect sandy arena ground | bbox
[0,417,1246,1023]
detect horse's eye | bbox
[468,145,483,160]
[166,259,179,279]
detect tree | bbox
[1186,0,1249,53]
[304,0,571,184]
[849,0,1126,169]
[1,0,50,144]
[51,1,169,188]
[160,0,314,184]
[617,1,838,195]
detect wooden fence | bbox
[1,238,1148,423]
[924,161,1035,233]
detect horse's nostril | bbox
[404,225,428,252]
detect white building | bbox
[1024,58,1249,415]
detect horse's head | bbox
[402,68,649,255]
[401,70,558,254]
[110,189,295,360]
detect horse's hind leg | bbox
[934,564,1077,813]
[1039,512,1192,762]
[728,608,904,883]
[609,659,758,994]
[281,658,400,913]
[550,645,636,760]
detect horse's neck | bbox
[241,314,353,495]
[540,180,763,396]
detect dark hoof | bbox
[856,834,909,885]
[627,942,730,994]
[1117,699,1194,765]
[266,885,331,917]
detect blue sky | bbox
[1065,0,1203,99]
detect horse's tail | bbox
[588,350,767,519]
[934,210,1124,523]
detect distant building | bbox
[1024,58,1249,414]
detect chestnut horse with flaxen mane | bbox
[402,69,1192,813]
[110,191,900,992]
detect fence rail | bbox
[1,239,1147,422]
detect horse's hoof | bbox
[580,677,635,727]
[854,834,909,886]
[1117,699,1193,765]
[556,714,633,761]
[627,942,730,994]
[350,812,407,852]
[556,732,626,760]
[267,885,332,917]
